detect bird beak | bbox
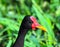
[36,25,46,32]
[30,16,46,31]
[32,22,46,32]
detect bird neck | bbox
[13,28,28,47]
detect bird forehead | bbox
[30,16,37,22]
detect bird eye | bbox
[28,21,33,23]
[29,21,32,23]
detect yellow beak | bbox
[36,25,46,32]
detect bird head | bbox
[21,15,46,31]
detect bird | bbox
[13,15,46,47]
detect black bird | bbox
[13,15,46,47]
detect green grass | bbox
[0,0,60,47]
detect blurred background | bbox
[0,0,60,47]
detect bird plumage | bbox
[13,15,33,47]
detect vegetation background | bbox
[0,0,60,47]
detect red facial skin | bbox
[30,16,40,30]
